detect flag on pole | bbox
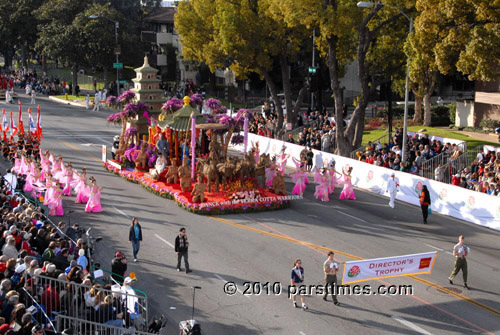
[9,111,17,140]
[18,100,24,135]
[28,108,37,138]
[36,105,43,140]
[1,109,8,141]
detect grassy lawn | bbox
[362,126,500,149]
[54,95,84,101]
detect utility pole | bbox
[311,28,315,110]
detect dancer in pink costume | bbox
[314,168,330,202]
[19,155,28,175]
[265,158,277,188]
[24,164,41,193]
[292,156,310,184]
[327,160,341,194]
[12,156,21,174]
[51,156,63,182]
[290,162,308,196]
[47,185,64,216]
[74,168,90,204]
[277,146,290,175]
[339,165,356,200]
[43,175,55,206]
[62,162,74,196]
[251,141,260,164]
[85,177,103,213]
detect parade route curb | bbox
[48,96,86,108]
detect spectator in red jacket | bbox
[452,174,461,186]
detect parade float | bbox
[103,59,291,214]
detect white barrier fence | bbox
[407,131,466,148]
[232,133,500,231]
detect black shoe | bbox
[177,268,181,272]
[186,270,192,273]
[424,220,427,224]
[449,279,453,285]
[464,284,469,289]
[323,296,327,301]
[334,302,341,306]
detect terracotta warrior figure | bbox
[134,142,148,169]
[178,155,191,192]
[272,172,286,195]
[191,175,206,203]
[114,135,127,160]
[166,160,179,184]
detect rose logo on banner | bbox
[366,170,374,183]
[439,188,448,200]
[466,196,475,209]
[419,257,432,269]
[414,181,423,195]
[347,265,360,278]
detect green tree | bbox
[35,0,93,95]
[0,0,17,68]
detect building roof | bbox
[143,7,176,24]
[134,56,159,74]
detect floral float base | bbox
[104,161,290,215]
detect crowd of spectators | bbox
[0,171,140,334]
[449,150,500,196]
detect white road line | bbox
[299,332,307,335]
[424,243,444,251]
[214,274,249,298]
[391,315,434,335]
[113,206,130,219]
[96,137,112,144]
[154,234,175,249]
[445,251,453,255]
[337,210,368,223]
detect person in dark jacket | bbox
[175,228,191,273]
[290,259,307,310]
[419,185,432,224]
[53,248,70,271]
[128,218,142,262]
[111,252,127,285]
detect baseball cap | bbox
[115,251,123,258]
[124,277,132,284]
[15,264,27,273]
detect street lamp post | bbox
[356,2,413,163]
[89,14,120,96]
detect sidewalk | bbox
[434,126,499,146]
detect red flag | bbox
[1,109,7,141]
[28,108,37,138]
[36,105,43,140]
[9,111,17,140]
[18,100,24,135]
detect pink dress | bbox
[314,170,329,202]
[85,186,103,213]
[328,170,338,194]
[74,175,90,204]
[19,156,28,175]
[265,166,277,188]
[12,157,21,174]
[339,175,356,200]
[290,171,307,196]
[23,169,39,192]
[62,169,73,196]
[47,188,64,216]
[278,154,288,174]
[43,180,55,206]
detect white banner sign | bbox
[341,251,438,284]
[101,145,107,162]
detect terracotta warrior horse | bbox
[201,158,220,192]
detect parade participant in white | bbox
[386,172,399,209]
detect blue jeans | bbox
[131,240,140,259]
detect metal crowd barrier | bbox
[56,314,153,335]
[23,273,149,325]
[350,134,390,159]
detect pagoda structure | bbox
[131,56,165,137]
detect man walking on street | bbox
[449,235,470,289]
[175,228,191,273]
[386,172,399,208]
[323,251,340,306]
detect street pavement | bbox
[2,92,500,335]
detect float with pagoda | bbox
[103,56,289,214]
